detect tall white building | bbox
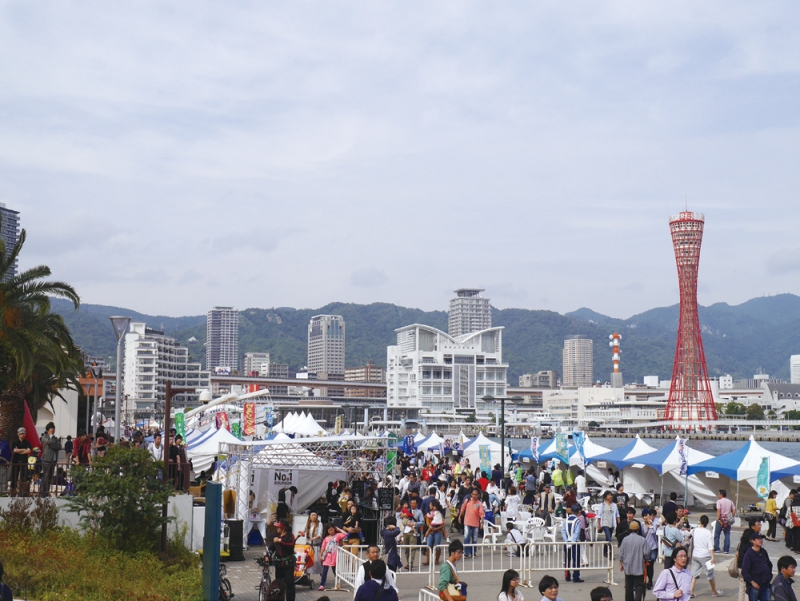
[792,355,800,384]
[0,203,20,281]
[206,307,239,372]
[308,315,345,378]
[448,289,492,337]
[124,322,211,418]
[563,336,593,388]
[387,324,507,412]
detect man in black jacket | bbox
[742,533,773,601]
[773,555,797,601]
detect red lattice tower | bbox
[665,211,717,422]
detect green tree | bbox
[0,229,83,435]
[465,412,477,423]
[588,421,600,429]
[67,446,173,552]
[746,404,765,421]
[725,402,746,416]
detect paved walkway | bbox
[225,526,793,601]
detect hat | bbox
[629,521,640,531]
[17,427,26,435]
[751,532,765,540]
[641,509,651,516]
[571,504,581,513]
[276,519,290,531]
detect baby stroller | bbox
[293,538,316,590]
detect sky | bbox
[2,2,799,319]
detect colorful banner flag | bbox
[479,445,492,477]
[243,402,256,436]
[678,439,689,476]
[757,457,770,499]
[174,411,186,439]
[216,412,231,431]
[556,433,569,465]
[403,435,417,455]
[530,436,539,463]
[573,431,586,468]
[232,422,242,440]
[265,408,274,428]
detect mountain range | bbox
[51,294,800,384]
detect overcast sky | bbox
[2,2,799,319]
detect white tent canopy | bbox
[417,432,445,451]
[462,432,512,473]
[186,427,243,473]
[569,435,610,468]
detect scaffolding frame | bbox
[218,435,390,524]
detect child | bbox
[381,516,402,573]
[318,523,347,591]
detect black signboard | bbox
[378,487,394,510]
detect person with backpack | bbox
[741,533,773,601]
[354,560,398,601]
[318,523,347,591]
[715,489,736,554]
[766,490,779,541]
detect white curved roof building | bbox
[387,324,508,412]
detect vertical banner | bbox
[678,439,689,476]
[265,408,274,428]
[231,422,242,440]
[573,431,586,468]
[530,436,539,463]
[479,445,492,476]
[243,402,256,436]
[556,433,570,465]
[438,441,445,456]
[174,411,186,439]
[403,435,417,456]
[757,457,770,499]
[216,412,231,432]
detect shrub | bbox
[66,445,173,552]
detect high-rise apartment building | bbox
[563,335,593,388]
[519,371,558,388]
[206,307,239,372]
[0,203,20,281]
[345,361,385,397]
[308,315,345,378]
[791,355,800,384]
[448,289,492,337]
[124,322,211,419]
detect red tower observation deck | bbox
[665,211,717,421]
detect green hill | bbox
[51,295,800,384]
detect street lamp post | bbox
[481,395,523,479]
[109,316,131,443]
[89,363,103,443]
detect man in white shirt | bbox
[149,434,163,461]
[505,522,525,557]
[353,544,399,595]
[575,470,588,499]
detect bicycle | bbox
[219,563,234,601]
[255,551,274,601]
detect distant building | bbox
[519,371,558,388]
[82,353,110,374]
[386,324,507,411]
[123,322,211,418]
[792,355,800,385]
[762,382,800,414]
[448,288,491,337]
[345,361,385,397]
[206,307,239,372]
[265,363,289,379]
[243,352,271,376]
[0,203,20,281]
[563,336,593,388]
[719,374,734,390]
[643,375,660,388]
[308,315,345,378]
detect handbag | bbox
[728,554,740,579]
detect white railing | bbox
[419,589,441,601]
[427,542,526,588]
[394,544,440,578]
[524,541,615,587]
[334,546,363,590]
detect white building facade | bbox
[243,352,271,376]
[124,322,211,418]
[792,355,800,385]
[308,315,346,377]
[387,324,507,412]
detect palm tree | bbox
[0,228,82,438]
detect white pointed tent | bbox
[417,432,445,451]
[187,427,243,473]
[462,432,512,473]
[585,435,657,489]
[569,435,610,468]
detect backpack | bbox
[266,579,285,601]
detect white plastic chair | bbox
[482,521,503,550]
[518,510,532,522]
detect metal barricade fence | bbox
[428,542,527,588]
[523,541,616,587]
[419,588,441,601]
[334,546,363,590]
[394,544,439,578]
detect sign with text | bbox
[243,402,256,436]
[705,471,719,478]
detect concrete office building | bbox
[448,288,492,337]
[563,335,593,388]
[243,352,271,376]
[308,315,346,378]
[206,307,239,372]
[124,322,211,419]
[519,371,558,388]
[792,355,800,384]
[387,324,508,412]
[345,361,385,398]
[0,203,20,281]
